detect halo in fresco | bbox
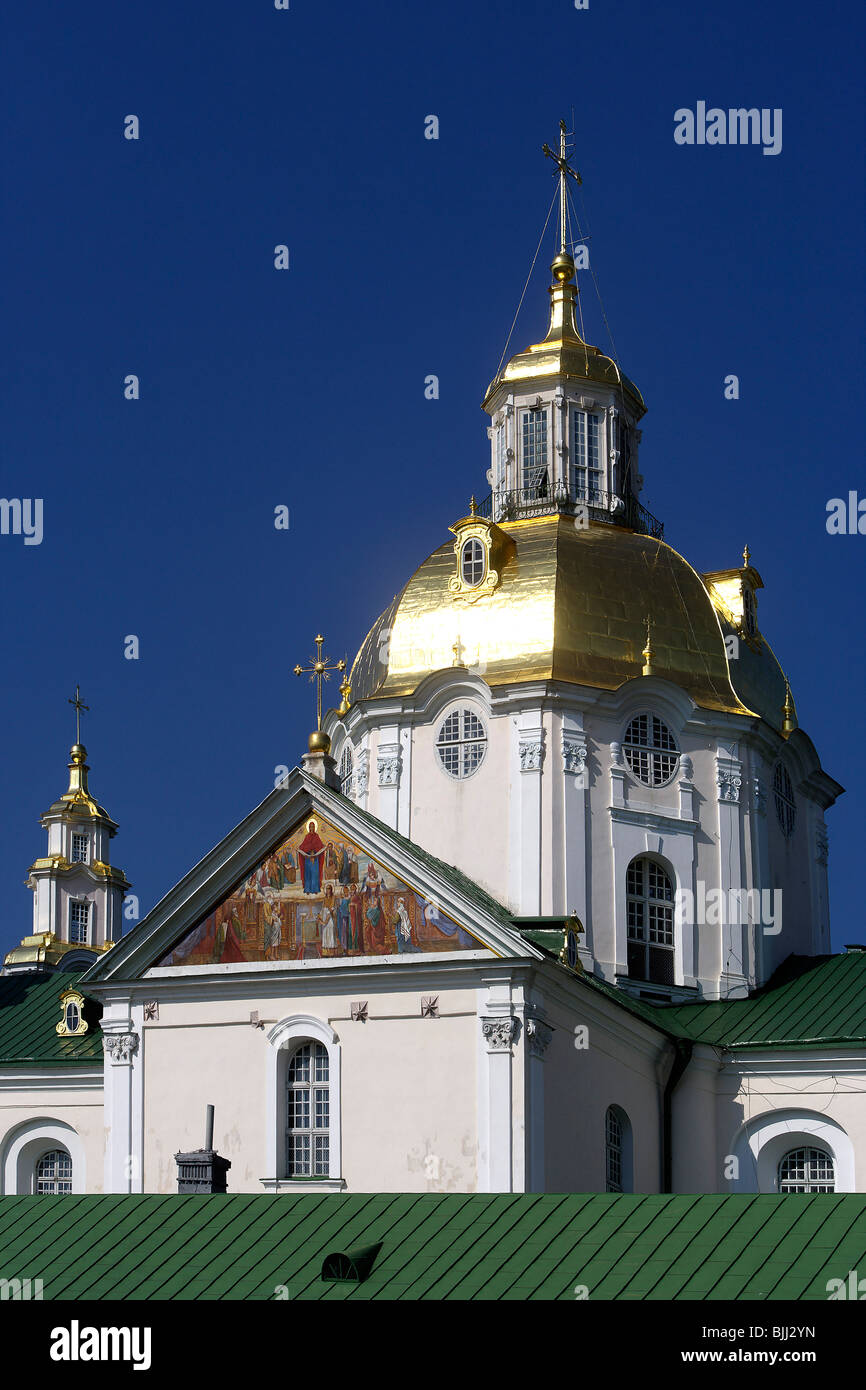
[156,813,482,966]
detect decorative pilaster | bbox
[562,735,588,783]
[678,754,695,820]
[103,1031,139,1065]
[518,734,544,772]
[716,747,747,995]
[102,1011,144,1194]
[610,740,627,808]
[512,722,544,913]
[481,1016,520,1051]
[377,745,402,786]
[525,1017,553,1058]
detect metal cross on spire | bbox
[542,119,582,255]
[68,684,89,745]
[294,635,346,733]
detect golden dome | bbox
[482,255,645,420]
[347,515,791,732]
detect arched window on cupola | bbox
[626,856,675,985]
[520,407,549,499]
[338,744,354,799]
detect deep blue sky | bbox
[1,0,863,958]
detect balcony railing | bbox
[476,482,664,540]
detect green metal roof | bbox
[0,972,102,1067]
[0,1192,862,1300]
[643,953,866,1050]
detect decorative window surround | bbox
[264,1015,342,1190]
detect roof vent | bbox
[175,1104,232,1194]
[843,943,866,952]
[321,1242,382,1284]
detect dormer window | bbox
[69,900,90,945]
[71,832,88,864]
[520,408,548,497]
[743,586,758,638]
[572,409,602,501]
[461,538,485,587]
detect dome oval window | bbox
[461,538,485,587]
[436,708,487,780]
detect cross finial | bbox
[294,635,346,733]
[67,684,89,745]
[641,615,654,677]
[542,119,582,256]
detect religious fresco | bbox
[156,813,482,966]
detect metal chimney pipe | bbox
[205,1104,214,1151]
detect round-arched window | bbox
[36,1149,73,1195]
[338,744,354,798]
[64,1000,80,1033]
[773,763,796,837]
[286,1042,330,1178]
[623,714,679,787]
[461,538,485,587]
[778,1146,834,1193]
[626,856,675,985]
[436,708,487,779]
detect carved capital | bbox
[716,757,743,803]
[518,735,544,773]
[481,1016,520,1052]
[103,1031,139,1065]
[752,775,767,816]
[377,744,401,787]
[562,736,588,779]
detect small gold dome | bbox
[308,729,331,754]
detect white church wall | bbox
[716,1054,866,1193]
[669,1049,719,1192]
[0,1079,103,1194]
[135,980,482,1195]
[535,982,665,1192]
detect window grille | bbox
[461,538,485,586]
[605,1108,623,1192]
[778,1146,835,1193]
[626,856,675,985]
[520,409,548,495]
[436,708,487,780]
[36,1149,73,1195]
[69,900,89,945]
[286,1042,330,1178]
[339,744,354,798]
[623,713,679,787]
[571,410,602,500]
[773,763,796,837]
[71,833,88,863]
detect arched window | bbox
[520,407,548,497]
[626,857,675,984]
[36,1149,73,1195]
[461,538,485,587]
[623,714,679,787]
[778,1146,835,1193]
[338,744,354,798]
[773,763,796,837]
[286,1042,330,1177]
[436,708,487,780]
[604,1105,633,1193]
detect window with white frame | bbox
[338,744,354,798]
[626,857,675,985]
[71,832,89,864]
[778,1146,835,1193]
[520,409,548,496]
[461,538,485,587]
[36,1149,73,1195]
[773,762,796,837]
[436,708,487,780]
[571,409,602,500]
[69,900,90,945]
[605,1108,623,1192]
[623,713,679,787]
[286,1042,330,1177]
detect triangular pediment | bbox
[156,808,483,967]
[81,770,536,982]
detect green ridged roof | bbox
[643,953,866,1050]
[0,973,102,1066]
[0,1192,862,1300]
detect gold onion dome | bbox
[347,516,793,735]
[482,252,645,419]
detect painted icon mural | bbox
[157,813,482,966]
